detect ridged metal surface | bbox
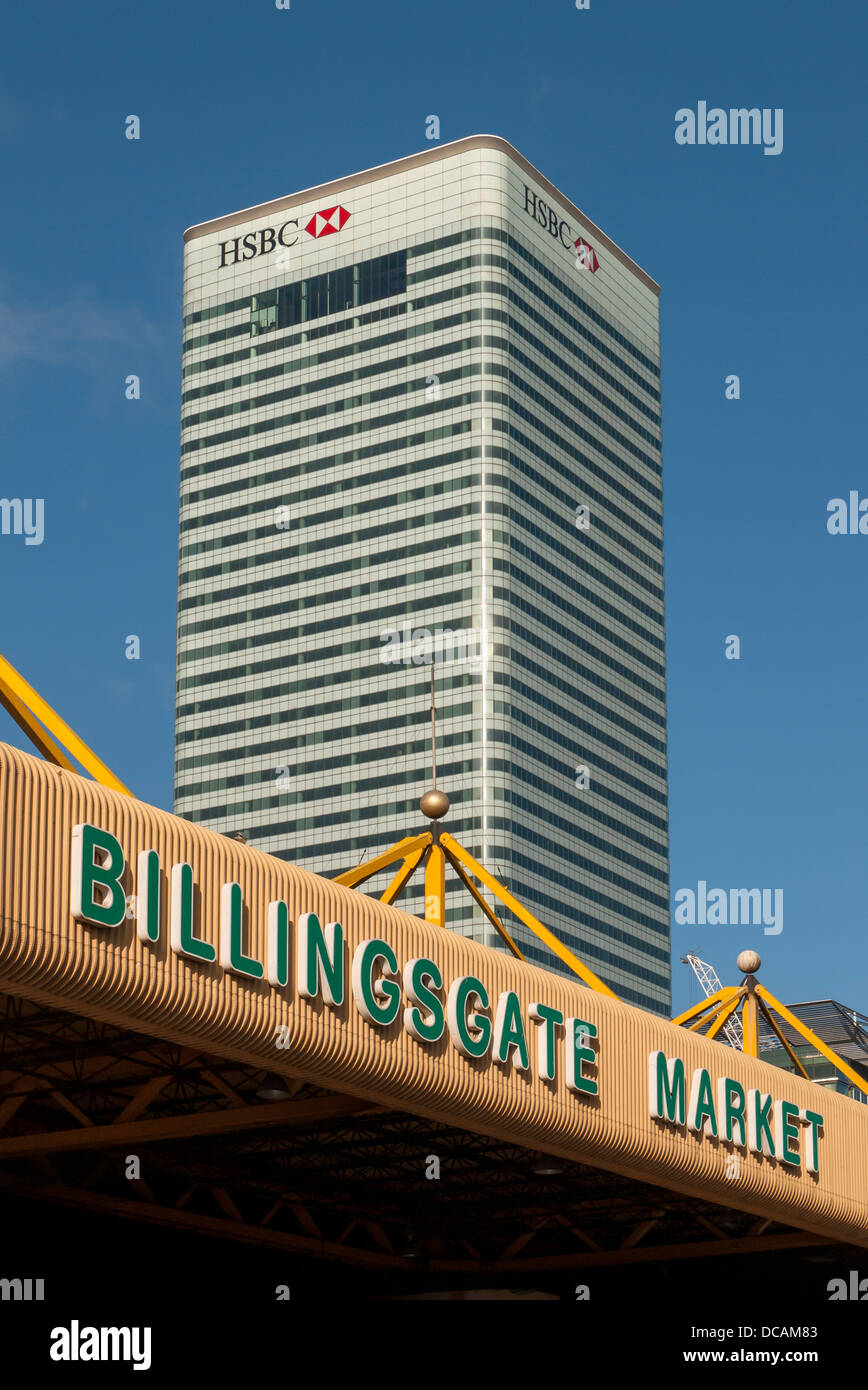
[1,744,866,1245]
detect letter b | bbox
[71,824,127,928]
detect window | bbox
[262,250,407,335]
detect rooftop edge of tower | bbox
[182,133,660,296]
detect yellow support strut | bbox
[0,652,132,797]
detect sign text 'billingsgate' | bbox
[70,824,599,1096]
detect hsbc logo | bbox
[523,185,599,273]
[305,205,350,238]
[218,205,351,268]
[575,237,599,272]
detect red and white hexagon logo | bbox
[304,206,351,239]
[574,237,599,272]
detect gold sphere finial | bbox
[736,949,761,976]
[420,789,449,821]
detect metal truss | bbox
[672,962,868,1099]
[0,994,844,1275]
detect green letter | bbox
[447,976,491,1059]
[688,1068,718,1137]
[170,863,215,962]
[71,824,126,928]
[352,938,401,1025]
[565,1018,598,1095]
[775,1100,801,1166]
[267,901,289,987]
[649,1051,685,1124]
[747,1089,775,1158]
[403,957,444,1042]
[529,1002,563,1080]
[801,1108,823,1175]
[296,912,344,1005]
[135,849,160,944]
[717,1076,746,1147]
[219,882,263,978]
[492,991,529,1070]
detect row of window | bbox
[181,327,660,482]
[173,700,666,820]
[180,329,479,431]
[174,718,667,878]
[495,580,665,692]
[175,560,665,724]
[179,433,661,625]
[180,358,661,510]
[175,618,666,764]
[177,753,668,929]
[174,697,474,773]
[490,224,659,377]
[177,556,474,642]
[172,667,666,799]
[183,297,662,432]
[172,667,665,792]
[507,895,670,973]
[174,608,664,741]
[175,677,666,867]
[179,440,663,613]
[177,484,663,678]
[500,693,666,782]
[176,659,478,730]
[178,516,479,614]
[179,579,474,663]
[492,761,667,867]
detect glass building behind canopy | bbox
[174,135,670,1014]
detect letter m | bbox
[730,888,761,925]
[0,1279,23,1300]
[729,108,761,145]
[649,1051,685,1124]
[0,499,22,535]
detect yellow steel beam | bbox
[742,989,758,1057]
[441,832,617,996]
[380,845,426,905]
[0,681,78,771]
[705,991,745,1042]
[671,987,736,1028]
[424,845,446,929]
[0,652,132,795]
[756,996,810,1081]
[444,850,525,961]
[681,989,743,1035]
[332,834,431,889]
[756,986,868,1098]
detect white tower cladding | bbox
[175,136,669,1013]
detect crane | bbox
[681,953,743,1048]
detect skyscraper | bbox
[175,135,669,1013]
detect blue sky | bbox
[1,0,865,1013]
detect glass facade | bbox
[175,151,669,1014]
